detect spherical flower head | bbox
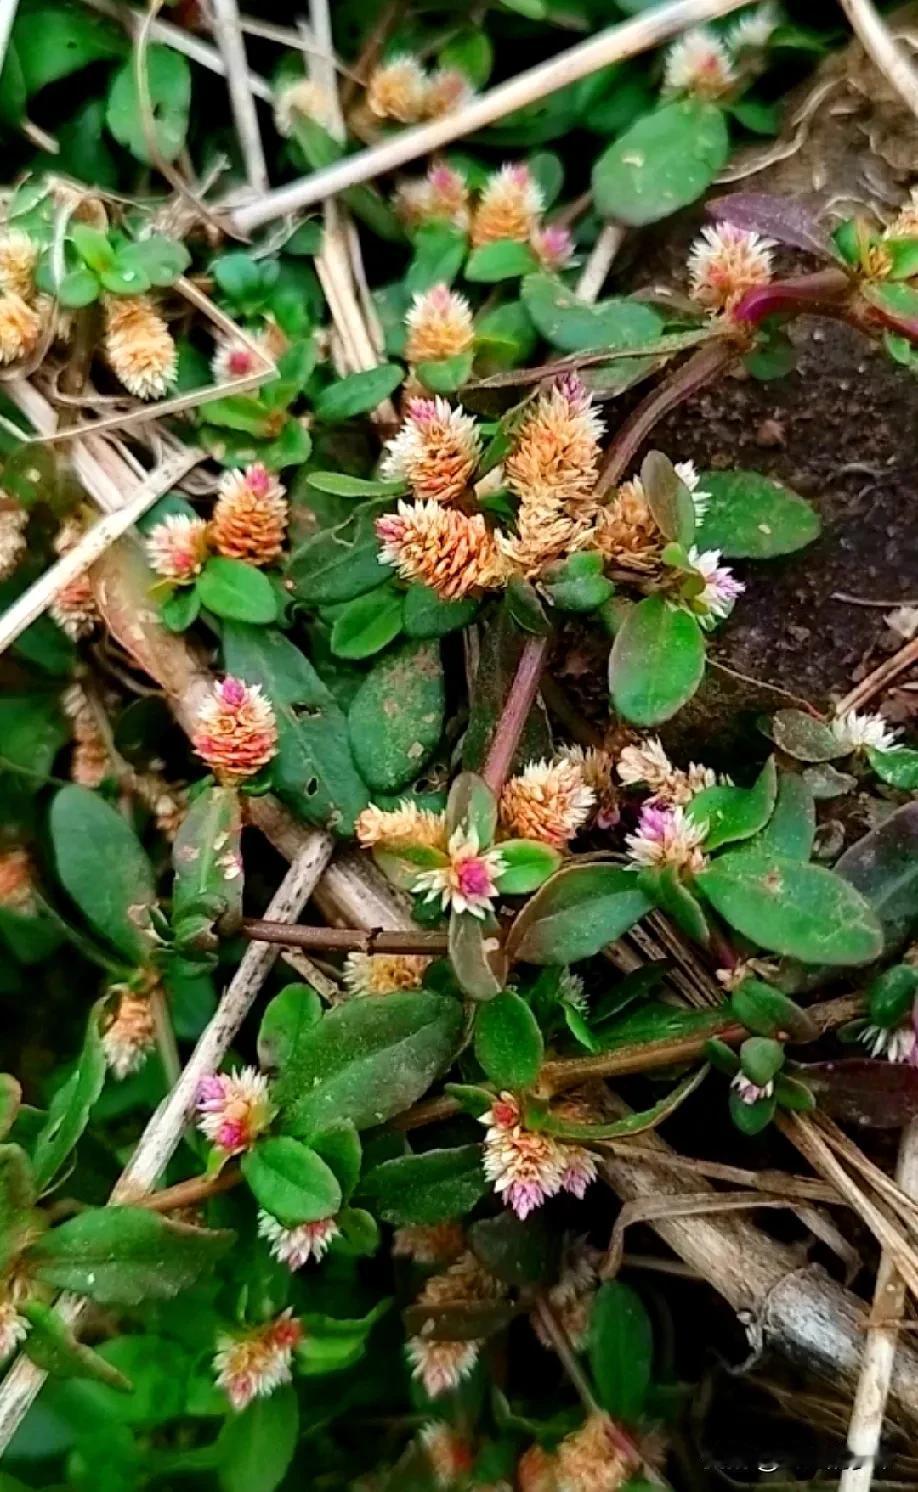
[506,375,604,515]
[498,500,593,579]
[727,4,779,56]
[731,1072,775,1105]
[0,230,38,300]
[480,1094,567,1219]
[688,224,775,317]
[356,799,448,850]
[145,513,210,583]
[0,504,26,581]
[625,802,707,875]
[211,464,288,566]
[211,323,287,385]
[392,1221,465,1265]
[376,500,506,600]
[424,68,472,118]
[592,476,662,572]
[0,290,40,365]
[104,296,177,399]
[257,1209,339,1269]
[414,826,506,918]
[213,1310,302,1411]
[0,1297,28,1361]
[274,78,333,137]
[560,1144,598,1200]
[831,709,901,754]
[406,1336,480,1397]
[196,1066,275,1156]
[102,989,156,1080]
[685,547,744,629]
[367,55,429,123]
[663,27,737,99]
[343,951,432,996]
[472,163,544,247]
[419,1423,475,1487]
[617,736,716,807]
[554,1414,639,1492]
[405,284,474,364]
[0,848,34,913]
[500,758,595,849]
[192,676,278,783]
[888,187,918,240]
[380,396,481,505]
[427,162,471,225]
[861,1019,918,1065]
[530,224,574,271]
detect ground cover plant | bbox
[0,0,918,1487]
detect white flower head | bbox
[731,1072,774,1105]
[0,1298,28,1360]
[727,4,780,55]
[860,1021,918,1065]
[686,546,744,629]
[625,802,708,875]
[145,512,210,583]
[831,710,901,755]
[674,459,711,522]
[413,826,506,918]
[213,1311,301,1411]
[664,28,737,98]
[406,1337,480,1397]
[688,224,775,316]
[257,1210,339,1270]
[479,1093,567,1220]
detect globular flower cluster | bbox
[414,827,507,919]
[192,676,278,783]
[381,396,481,505]
[499,758,596,849]
[50,518,99,641]
[211,322,287,385]
[395,161,471,231]
[0,501,27,581]
[104,296,177,400]
[479,1093,597,1220]
[273,78,335,137]
[405,284,475,365]
[861,1017,918,1066]
[687,223,776,320]
[343,951,432,996]
[366,56,471,124]
[731,1072,774,1105]
[0,226,41,366]
[102,986,157,1080]
[213,1310,302,1411]
[625,802,708,877]
[376,500,506,600]
[145,464,289,588]
[257,1211,339,1270]
[356,799,448,851]
[664,7,778,103]
[519,1413,639,1492]
[831,709,901,755]
[594,460,710,573]
[145,514,211,584]
[405,1251,504,1396]
[395,160,573,270]
[195,1065,275,1158]
[617,735,717,806]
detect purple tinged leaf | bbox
[707,193,836,260]
[800,1059,918,1128]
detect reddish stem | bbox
[733,268,851,326]
[481,634,549,795]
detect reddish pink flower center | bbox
[220,678,246,708]
[270,1318,302,1350]
[492,1100,518,1127]
[227,348,255,375]
[455,856,493,899]
[247,464,271,497]
[375,514,405,543]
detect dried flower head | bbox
[500,758,595,848]
[592,477,662,573]
[0,505,27,580]
[688,224,775,316]
[381,397,481,505]
[406,1252,503,1396]
[685,547,744,629]
[556,744,618,826]
[102,989,156,1080]
[257,1210,339,1269]
[506,374,604,515]
[104,296,177,399]
[498,498,592,578]
[145,513,210,584]
[356,799,448,851]
[617,736,716,806]
[343,952,432,996]
[192,676,278,782]
[480,1093,568,1219]
[731,1072,775,1105]
[530,223,575,271]
[472,164,543,247]
[211,464,288,566]
[0,291,40,364]
[367,55,429,123]
[553,1413,638,1492]
[727,4,779,55]
[405,284,474,364]
[419,1423,475,1487]
[625,802,707,875]
[213,1310,302,1411]
[50,518,98,640]
[888,187,918,240]
[376,501,506,599]
[196,1066,275,1157]
[0,230,38,300]
[831,709,901,754]
[62,682,109,788]
[392,1221,465,1265]
[0,1296,28,1361]
[532,1239,600,1352]
[0,848,34,912]
[274,78,334,136]
[414,826,506,918]
[663,27,737,98]
[424,68,472,118]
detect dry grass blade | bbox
[602,1190,827,1281]
[838,0,918,116]
[210,0,269,192]
[82,0,273,98]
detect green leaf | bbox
[649,865,710,946]
[359,1146,487,1224]
[415,349,474,393]
[70,224,114,274]
[310,1121,362,1201]
[288,501,392,606]
[739,1035,784,1085]
[641,450,696,546]
[50,785,156,962]
[446,770,497,845]
[274,992,462,1135]
[0,1077,20,1142]
[766,708,843,762]
[330,586,403,660]
[730,979,816,1041]
[406,223,468,296]
[305,472,406,499]
[116,235,190,288]
[106,45,191,165]
[314,365,403,422]
[0,692,68,779]
[172,786,243,952]
[21,1301,130,1390]
[348,641,445,793]
[521,272,661,353]
[25,1208,234,1303]
[197,558,279,625]
[0,1144,36,1269]
[867,964,918,1028]
[403,584,478,638]
[507,862,651,964]
[589,1282,653,1422]
[222,623,370,835]
[439,28,492,86]
[466,240,539,282]
[696,471,821,557]
[751,771,815,861]
[697,850,884,965]
[13,3,124,94]
[609,596,705,725]
[216,1385,298,1492]
[729,1091,775,1134]
[242,1137,342,1226]
[869,746,918,790]
[160,585,200,633]
[474,991,543,1088]
[834,802,918,951]
[258,984,322,1072]
[449,911,507,1001]
[687,756,777,850]
[469,1210,559,1287]
[592,98,729,226]
[32,1000,106,1191]
[495,839,562,894]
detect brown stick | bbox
[241,919,449,955]
[481,634,549,795]
[138,1168,242,1213]
[836,634,918,714]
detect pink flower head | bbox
[531,224,574,271]
[258,1211,339,1270]
[625,802,707,875]
[413,827,506,918]
[192,677,278,782]
[196,1066,274,1157]
[560,1146,599,1200]
[686,546,744,628]
[479,1093,568,1219]
[731,1072,774,1106]
[213,1310,302,1411]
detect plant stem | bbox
[482,634,549,795]
[532,1297,601,1415]
[241,920,449,955]
[139,1169,242,1213]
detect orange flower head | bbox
[376,500,506,599]
[0,291,40,365]
[343,952,432,996]
[472,163,543,247]
[192,676,278,782]
[592,477,662,572]
[405,283,474,364]
[356,799,448,850]
[506,374,604,514]
[688,223,775,316]
[211,464,288,566]
[0,848,34,912]
[553,1413,639,1491]
[102,989,156,1079]
[424,68,472,118]
[381,396,481,505]
[0,231,38,300]
[104,296,176,399]
[274,78,334,137]
[500,757,595,848]
[366,55,428,123]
